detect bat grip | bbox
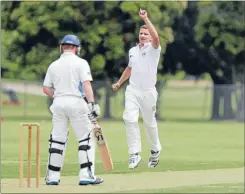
[83,97,99,126]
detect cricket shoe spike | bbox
[148,150,160,168]
[79,177,104,185]
[128,153,142,169]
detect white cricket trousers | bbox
[123,85,162,155]
[50,96,92,142]
[46,96,96,182]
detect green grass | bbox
[101,84,214,120]
[1,120,244,179]
[1,83,214,121]
[1,85,244,193]
[1,94,50,120]
[119,183,245,193]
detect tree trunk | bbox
[211,85,222,120]
[223,85,235,119]
[155,80,165,120]
[222,66,235,119]
[236,85,245,122]
[103,78,111,119]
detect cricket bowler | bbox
[112,9,162,169]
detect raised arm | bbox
[139,8,160,49]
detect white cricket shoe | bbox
[79,177,104,185]
[148,150,160,168]
[128,153,142,169]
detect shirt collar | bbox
[61,51,76,57]
[138,42,151,49]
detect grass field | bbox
[1,81,214,121]
[120,183,245,193]
[1,119,244,193]
[1,85,244,193]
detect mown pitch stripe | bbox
[1,168,244,193]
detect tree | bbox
[162,1,245,120]
[1,1,123,80]
[1,1,185,119]
[196,1,244,120]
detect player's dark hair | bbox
[140,25,148,29]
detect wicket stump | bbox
[19,123,40,188]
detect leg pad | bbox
[49,148,63,155]
[78,145,91,151]
[48,165,61,171]
[80,162,92,169]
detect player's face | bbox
[139,28,151,44]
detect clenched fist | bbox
[139,8,148,19]
[112,82,121,91]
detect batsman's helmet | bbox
[60,34,81,54]
[61,34,80,46]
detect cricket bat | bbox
[93,122,114,171]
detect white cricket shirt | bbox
[128,43,161,90]
[43,52,92,98]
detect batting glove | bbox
[88,102,100,123]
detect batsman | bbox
[43,34,103,185]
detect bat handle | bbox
[84,98,99,124]
[93,120,100,128]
